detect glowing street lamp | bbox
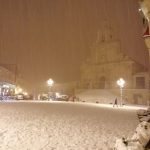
[15,87,23,94]
[18,88,23,93]
[117,78,125,106]
[47,78,54,87]
[47,78,54,100]
[23,92,28,96]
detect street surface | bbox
[0,101,140,150]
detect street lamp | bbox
[18,88,23,93]
[15,87,23,94]
[47,78,54,100]
[23,92,28,96]
[117,78,125,106]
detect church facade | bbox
[78,23,149,105]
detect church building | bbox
[78,21,149,105]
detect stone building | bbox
[0,65,16,96]
[78,22,149,105]
[0,65,16,85]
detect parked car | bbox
[40,94,48,100]
[16,94,24,100]
[56,95,69,101]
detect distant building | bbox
[77,21,149,105]
[0,64,17,97]
[0,65,16,85]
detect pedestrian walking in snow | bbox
[113,98,118,107]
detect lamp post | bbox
[47,78,54,100]
[117,78,125,106]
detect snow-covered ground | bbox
[0,101,144,150]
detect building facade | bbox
[78,22,149,105]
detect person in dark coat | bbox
[113,98,118,107]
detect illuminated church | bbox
[78,21,149,105]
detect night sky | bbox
[0,0,148,91]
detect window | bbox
[136,77,145,89]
